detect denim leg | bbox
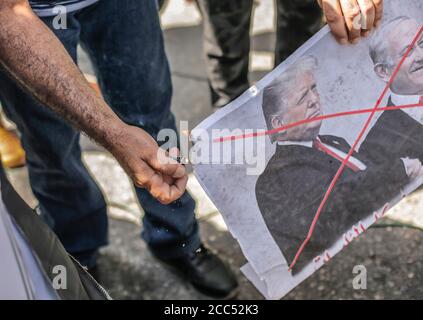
[0,14,108,267]
[77,0,201,259]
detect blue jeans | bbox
[0,0,200,267]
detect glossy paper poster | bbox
[191,0,423,299]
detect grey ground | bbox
[4,0,423,300]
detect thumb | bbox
[149,148,186,179]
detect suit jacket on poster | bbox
[255,135,409,274]
[359,97,423,164]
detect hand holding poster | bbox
[190,0,423,299]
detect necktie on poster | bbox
[190,0,423,299]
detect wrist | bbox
[104,119,128,152]
[87,108,128,155]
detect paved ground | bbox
[4,0,423,300]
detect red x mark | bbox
[212,26,423,272]
[289,26,423,271]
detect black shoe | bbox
[155,245,238,299]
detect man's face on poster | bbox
[275,72,322,141]
[388,19,423,95]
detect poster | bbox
[190,0,423,299]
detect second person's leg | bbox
[197,0,254,109]
[275,0,323,64]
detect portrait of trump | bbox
[255,56,411,274]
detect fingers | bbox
[356,0,375,37]
[321,0,384,44]
[135,147,188,204]
[148,171,188,205]
[169,174,189,203]
[132,161,157,189]
[132,161,188,204]
[321,0,349,44]
[115,125,188,204]
[339,0,362,43]
[152,147,186,179]
[373,0,383,28]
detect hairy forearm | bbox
[0,0,125,151]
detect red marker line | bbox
[288,26,423,271]
[213,103,423,143]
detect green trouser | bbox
[196,0,323,109]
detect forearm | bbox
[0,1,188,203]
[0,0,125,152]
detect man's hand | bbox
[317,0,383,44]
[0,1,188,205]
[110,125,188,205]
[401,157,423,180]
